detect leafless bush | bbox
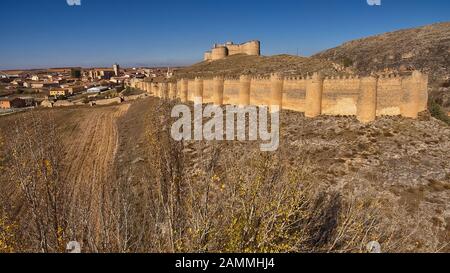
[0,212,16,253]
[108,100,414,253]
[0,101,437,253]
[3,111,69,252]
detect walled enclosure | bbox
[204,40,261,61]
[132,71,428,122]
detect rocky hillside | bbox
[132,99,450,252]
[314,22,450,83]
[114,98,450,252]
[179,22,449,82]
[175,54,344,79]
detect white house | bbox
[87,86,109,93]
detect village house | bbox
[110,77,127,84]
[87,86,109,93]
[49,86,84,97]
[88,69,115,80]
[49,88,70,97]
[0,97,35,109]
[60,84,85,94]
[31,81,60,89]
[11,79,24,87]
[0,78,12,84]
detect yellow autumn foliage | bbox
[0,214,16,253]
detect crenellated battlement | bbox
[132,71,428,122]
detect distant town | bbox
[0,65,180,115]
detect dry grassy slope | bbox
[313,22,450,82]
[1,98,449,252]
[175,54,345,79]
[108,98,450,252]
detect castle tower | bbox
[401,71,427,118]
[357,77,378,123]
[239,75,251,107]
[211,46,228,61]
[243,40,261,56]
[270,73,284,112]
[113,63,120,77]
[204,52,212,61]
[151,83,157,96]
[145,82,152,94]
[180,79,189,102]
[154,83,160,98]
[305,72,324,118]
[169,82,177,100]
[414,71,428,113]
[213,76,224,106]
[162,82,169,99]
[194,77,204,105]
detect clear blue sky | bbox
[0,0,449,69]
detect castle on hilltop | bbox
[204,40,261,61]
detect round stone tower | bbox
[401,71,426,119]
[357,76,378,123]
[204,51,212,61]
[239,75,252,106]
[211,46,228,60]
[243,40,261,56]
[213,76,224,106]
[270,73,284,112]
[305,73,324,118]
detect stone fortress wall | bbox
[204,40,261,61]
[131,71,428,122]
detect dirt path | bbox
[63,104,129,185]
[61,104,130,241]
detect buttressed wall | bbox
[136,71,428,123]
[204,40,261,61]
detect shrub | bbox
[110,100,411,253]
[0,99,435,253]
[429,99,450,125]
[0,214,16,253]
[342,57,354,68]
